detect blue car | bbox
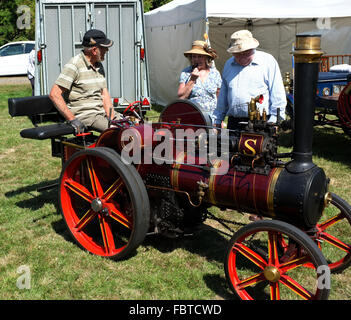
[286,69,351,136]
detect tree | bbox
[144,0,172,12]
[0,0,168,47]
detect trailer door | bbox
[36,0,149,108]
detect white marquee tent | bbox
[144,0,351,106]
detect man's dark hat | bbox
[82,29,113,47]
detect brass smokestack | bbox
[286,34,324,173]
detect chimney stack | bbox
[286,34,324,173]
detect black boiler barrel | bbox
[273,166,328,228]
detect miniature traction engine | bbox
[8,34,351,300]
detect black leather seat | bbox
[8,95,74,140]
[20,123,74,140]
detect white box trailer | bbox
[34,0,150,112]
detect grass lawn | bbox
[1,83,351,300]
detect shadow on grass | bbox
[203,274,236,300]
[143,223,230,263]
[312,126,351,166]
[143,221,240,299]
[4,179,76,244]
[5,179,59,212]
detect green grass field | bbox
[1,83,351,300]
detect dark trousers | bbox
[29,78,34,96]
[227,116,249,131]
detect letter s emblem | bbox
[243,138,257,156]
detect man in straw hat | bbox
[50,29,122,134]
[178,40,222,119]
[212,30,286,130]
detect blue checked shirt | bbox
[212,51,287,124]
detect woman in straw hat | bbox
[178,40,221,120]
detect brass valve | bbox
[248,95,264,121]
[283,72,292,93]
[262,108,267,121]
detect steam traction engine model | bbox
[8,35,351,300]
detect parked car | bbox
[0,41,35,76]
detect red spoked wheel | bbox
[225,220,330,300]
[313,193,351,273]
[59,147,150,260]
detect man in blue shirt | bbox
[212,30,286,130]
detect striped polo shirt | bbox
[55,51,107,118]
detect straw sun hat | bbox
[227,30,259,53]
[184,40,218,60]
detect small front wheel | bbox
[314,193,351,273]
[225,220,330,300]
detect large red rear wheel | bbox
[337,82,351,137]
[225,220,330,300]
[59,147,150,260]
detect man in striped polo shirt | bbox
[49,29,122,133]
